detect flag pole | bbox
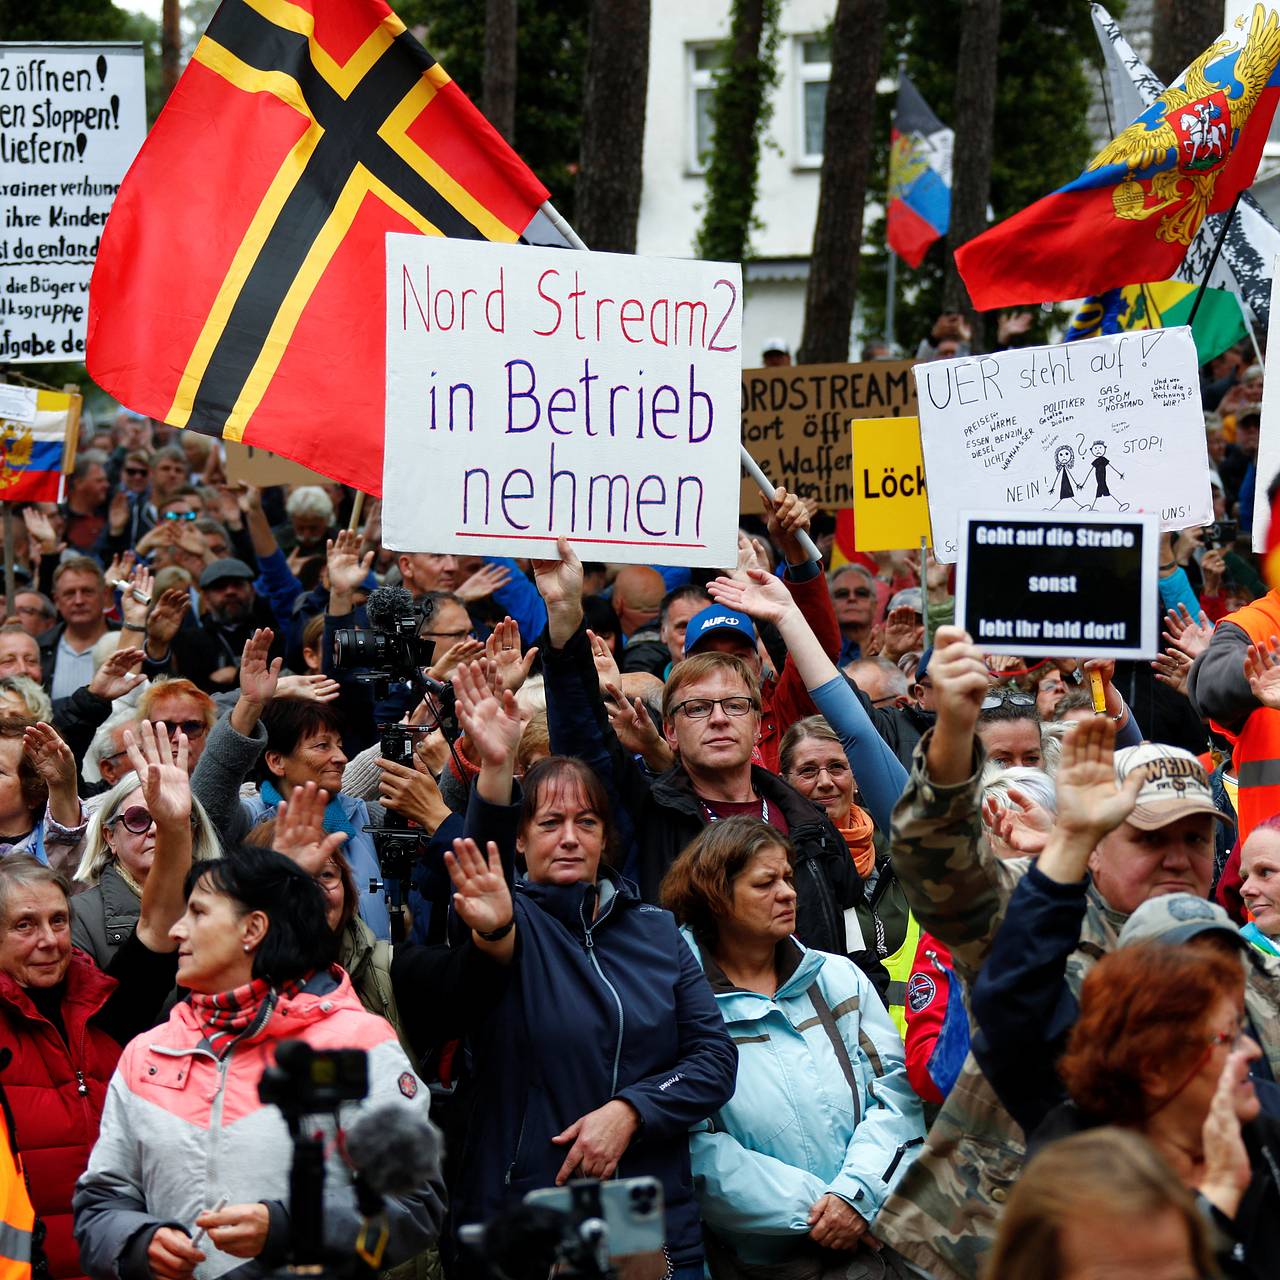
[1239,296,1265,370]
[1187,193,1244,327]
[2,507,14,620]
[885,250,898,354]
[538,199,823,563]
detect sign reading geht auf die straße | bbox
[382,235,743,568]
[915,327,1212,563]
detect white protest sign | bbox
[382,236,743,566]
[1252,257,1280,552]
[915,327,1212,562]
[0,384,37,425]
[0,43,147,363]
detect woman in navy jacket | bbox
[443,662,737,1280]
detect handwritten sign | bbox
[0,44,147,363]
[851,416,931,551]
[382,236,743,566]
[223,440,333,489]
[1252,259,1280,552]
[916,328,1211,563]
[955,509,1158,659]
[739,361,915,511]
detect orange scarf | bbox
[839,804,876,879]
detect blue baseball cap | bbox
[685,604,757,656]
[916,646,933,683]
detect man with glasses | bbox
[12,591,55,640]
[830,564,878,667]
[534,541,877,982]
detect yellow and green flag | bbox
[1066,281,1247,364]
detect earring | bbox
[243,944,250,953]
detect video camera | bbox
[460,1178,666,1280]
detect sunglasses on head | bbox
[980,690,1037,711]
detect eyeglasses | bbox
[315,868,343,889]
[831,587,873,601]
[1207,1014,1250,1050]
[791,761,851,782]
[420,629,475,641]
[163,511,198,522]
[671,696,758,720]
[152,718,208,739]
[980,691,1037,711]
[123,467,149,478]
[111,805,198,834]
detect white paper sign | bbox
[0,383,37,425]
[915,328,1212,562]
[1252,258,1280,552]
[0,43,147,363]
[382,235,744,566]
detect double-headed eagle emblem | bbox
[0,424,35,493]
[1088,3,1280,245]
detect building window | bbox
[798,36,830,166]
[688,43,724,172]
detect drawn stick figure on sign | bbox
[1087,439,1129,511]
[1047,444,1086,510]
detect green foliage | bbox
[390,0,588,219]
[694,0,782,263]
[857,0,1113,351]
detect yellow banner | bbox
[851,416,931,551]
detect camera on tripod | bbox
[460,1178,666,1280]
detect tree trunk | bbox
[482,0,517,144]
[575,0,651,253]
[1150,0,1222,87]
[695,0,776,263]
[941,0,1001,349]
[796,0,888,365]
[161,0,181,96]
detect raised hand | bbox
[145,587,191,654]
[588,629,622,693]
[532,537,586,650]
[123,720,191,830]
[1245,638,1280,710]
[457,562,512,603]
[1054,716,1143,845]
[239,628,282,705]
[274,673,341,703]
[604,683,675,773]
[108,489,131,536]
[1162,604,1215,661]
[23,721,76,793]
[445,837,514,937]
[21,506,59,555]
[928,627,989,730]
[118,563,154,629]
[729,530,763,584]
[88,646,147,701]
[272,781,347,875]
[453,660,522,768]
[1200,547,1227,596]
[762,486,813,565]
[707,566,794,627]
[1152,647,1192,696]
[982,788,1052,857]
[325,529,374,603]
[485,616,538,692]
[103,549,136,590]
[881,606,925,662]
[427,636,484,682]
[1196,1047,1256,1221]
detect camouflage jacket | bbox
[873,730,1280,1280]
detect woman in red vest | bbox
[0,723,191,1279]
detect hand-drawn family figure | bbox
[1086,440,1129,511]
[1047,444,1085,509]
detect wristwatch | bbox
[477,918,515,942]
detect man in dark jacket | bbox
[163,559,285,693]
[533,542,882,988]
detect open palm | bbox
[446,838,513,934]
[1245,641,1280,710]
[124,720,191,828]
[1055,718,1142,841]
[707,567,791,626]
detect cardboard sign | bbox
[1252,258,1280,552]
[382,236,743,566]
[851,416,931,551]
[0,43,147,363]
[955,509,1159,659]
[916,328,1211,562]
[739,361,916,511]
[223,440,333,489]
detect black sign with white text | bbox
[954,510,1158,660]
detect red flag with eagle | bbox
[956,4,1280,311]
[86,0,553,495]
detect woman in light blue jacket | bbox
[661,816,924,1277]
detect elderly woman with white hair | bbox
[279,485,336,557]
[71,762,220,968]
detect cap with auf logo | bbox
[685,605,757,656]
[1113,743,1230,832]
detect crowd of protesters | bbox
[0,330,1272,1280]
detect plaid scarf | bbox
[189,974,310,1057]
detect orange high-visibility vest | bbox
[0,1104,33,1280]
[1212,590,1280,845]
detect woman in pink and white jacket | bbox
[73,844,446,1280]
